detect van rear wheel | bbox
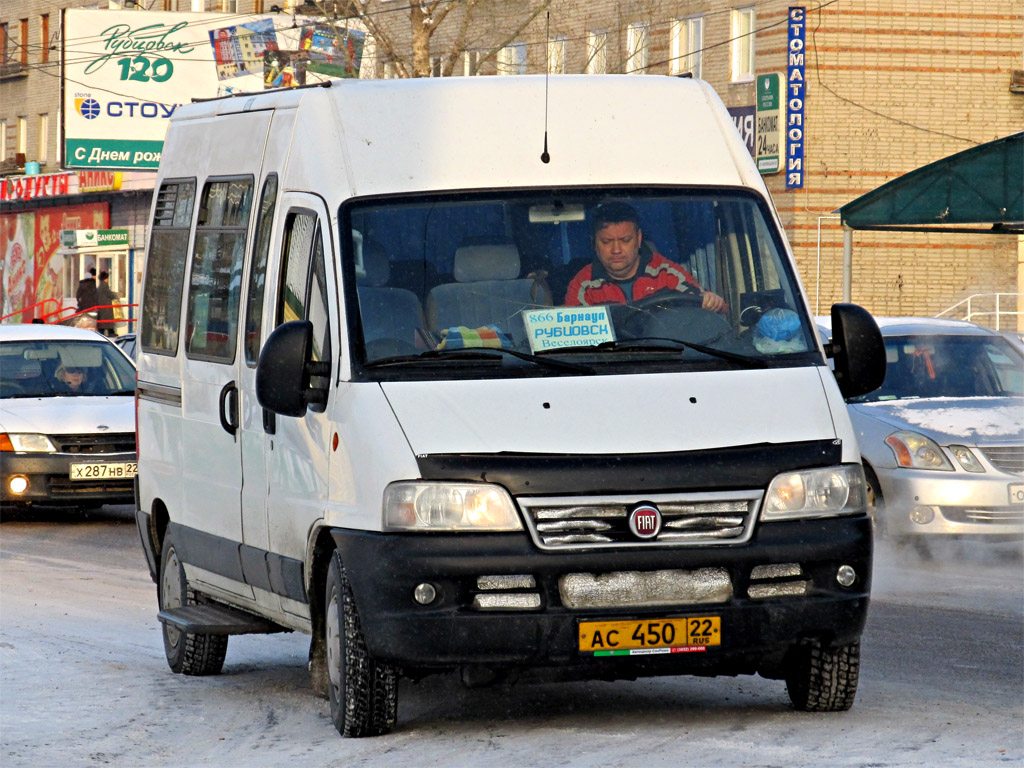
[325,550,398,737]
[785,640,859,712]
[159,533,228,676]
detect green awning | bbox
[838,132,1023,231]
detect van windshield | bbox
[344,189,821,379]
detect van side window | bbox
[185,177,254,363]
[278,212,315,324]
[277,211,331,411]
[141,179,195,355]
[244,174,278,366]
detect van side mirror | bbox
[824,303,886,399]
[256,320,330,417]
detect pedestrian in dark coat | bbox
[76,268,99,314]
[95,271,121,337]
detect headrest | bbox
[358,239,391,287]
[453,244,521,282]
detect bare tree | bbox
[339,0,548,78]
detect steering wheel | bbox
[632,287,705,312]
[613,288,708,338]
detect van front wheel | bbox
[785,640,859,712]
[159,533,228,676]
[325,550,398,737]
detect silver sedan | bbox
[827,318,1023,547]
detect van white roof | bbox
[169,76,766,200]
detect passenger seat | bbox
[425,244,552,347]
[357,240,425,354]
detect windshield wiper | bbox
[546,336,769,368]
[364,346,593,374]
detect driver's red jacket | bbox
[564,250,705,306]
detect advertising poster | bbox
[0,204,109,321]
[63,10,365,170]
[1,214,35,321]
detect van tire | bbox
[863,464,886,538]
[159,533,228,676]
[325,550,398,737]
[785,641,859,712]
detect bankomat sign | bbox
[63,10,364,170]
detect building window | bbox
[548,36,566,74]
[463,50,480,76]
[670,16,703,78]
[382,61,397,79]
[430,56,444,77]
[731,7,756,82]
[18,19,28,66]
[0,121,7,162]
[38,114,48,163]
[586,31,606,74]
[39,15,49,63]
[1,24,8,67]
[625,22,649,74]
[221,0,237,11]
[17,117,26,156]
[497,43,526,76]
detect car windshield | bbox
[344,189,820,380]
[0,339,137,398]
[849,334,1024,403]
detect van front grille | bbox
[518,491,761,550]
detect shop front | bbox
[0,170,148,333]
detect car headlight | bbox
[884,430,953,471]
[761,464,867,521]
[383,482,523,532]
[948,444,985,473]
[0,433,57,453]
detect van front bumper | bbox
[331,515,872,675]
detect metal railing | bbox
[1,301,137,332]
[935,293,1022,330]
[0,298,63,324]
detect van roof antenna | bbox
[540,10,551,164]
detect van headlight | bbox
[383,482,523,532]
[761,464,866,521]
[0,433,57,453]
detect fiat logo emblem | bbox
[628,504,661,539]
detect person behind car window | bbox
[54,364,88,393]
[564,202,726,312]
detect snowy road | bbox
[1,505,1021,768]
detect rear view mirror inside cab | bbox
[528,203,586,223]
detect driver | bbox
[564,202,727,312]
[54,364,88,393]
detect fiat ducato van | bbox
[134,75,884,737]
